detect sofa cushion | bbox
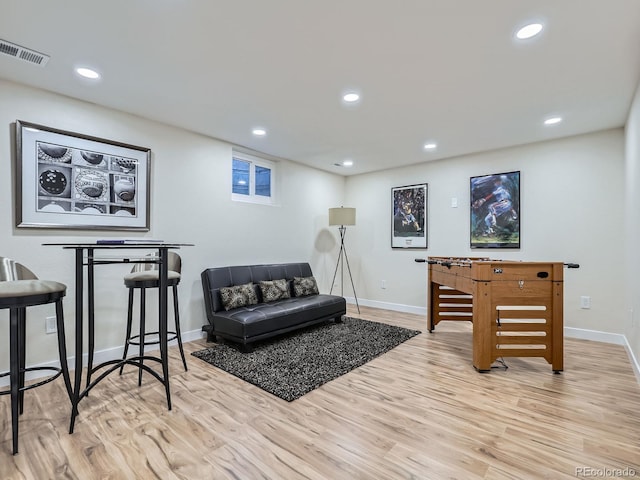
[220,282,258,311]
[293,276,319,297]
[202,263,314,313]
[259,279,291,303]
[212,294,346,339]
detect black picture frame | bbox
[392,183,428,249]
[470,170,520,248]
[15,120,151,231]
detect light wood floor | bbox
[2,306,639,479]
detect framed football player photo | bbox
[14,120,150,230]
[392,183,427,249]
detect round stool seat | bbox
[0,280,66,308]
[124,271,180,289]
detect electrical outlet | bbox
[381,280,386,289]
[45,316,57,334]
[580,296,591,309]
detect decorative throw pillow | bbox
[293,276,319,297]
[219,282,258,311]
[259,279,291,303]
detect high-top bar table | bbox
[44,242,192,433]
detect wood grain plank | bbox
[0,305,638,479]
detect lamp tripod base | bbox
[330,225,360,314]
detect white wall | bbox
[344,130,626,334]
[0,80,345,372]
[2,77,636,376]
[624,81,640,369]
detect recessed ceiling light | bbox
[423,142,437,150]
[75,67,100,79]
[252,128,267,136]
[516,23,543,40]
[544,117,562,125]
[342,159,354,167]
[343,92,360,103]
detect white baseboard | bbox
[344,296,427,316]
[73,328,205,368]
[625,338,640,383]
[0,328,204,388]
[564,327,640,383]
[5,315,640,386]
[346,297,640,383]
[563,326,626,344]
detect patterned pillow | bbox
[293,276,319,297]
[219,282,258,311]
[259,279,291,303]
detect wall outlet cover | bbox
[45,316,57,334]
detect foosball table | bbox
[423,256,564,373]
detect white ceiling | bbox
[1,0,640,176]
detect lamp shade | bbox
[329,207,356,226]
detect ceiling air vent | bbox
[0,39,49,66]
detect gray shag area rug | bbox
[191,317,421,401]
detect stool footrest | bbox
[127,331,179,346]
[0,366,63,395]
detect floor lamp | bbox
[329,207,360,313]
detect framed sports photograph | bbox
[15,120,150,230]
[392,183,427,249]
[470,171,520,248]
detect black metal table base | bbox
[44,243,189,434]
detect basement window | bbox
[232,151,276,205]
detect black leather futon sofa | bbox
[201,263,346,351]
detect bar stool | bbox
[120,252,187,386]
[0,256,71,455]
